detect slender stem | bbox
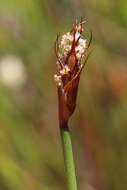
[60,126,78,190]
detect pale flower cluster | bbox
[60,65,70,75]
[59,31,87,59]
[54,74,62,86]
[59,32,73,56]
[54,64,70,86]
[54,30,87,86]
[76,38,87,59]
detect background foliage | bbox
[0,0,127,189]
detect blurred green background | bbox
[0,0,127,190]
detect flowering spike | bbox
[54,20,92,128]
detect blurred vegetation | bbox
[0,0,127,190]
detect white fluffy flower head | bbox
[59,32,73,56]
[59,31,87,59]
[54,20,92,88]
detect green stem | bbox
[60,126,78,190]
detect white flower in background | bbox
[0,55,26,88]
